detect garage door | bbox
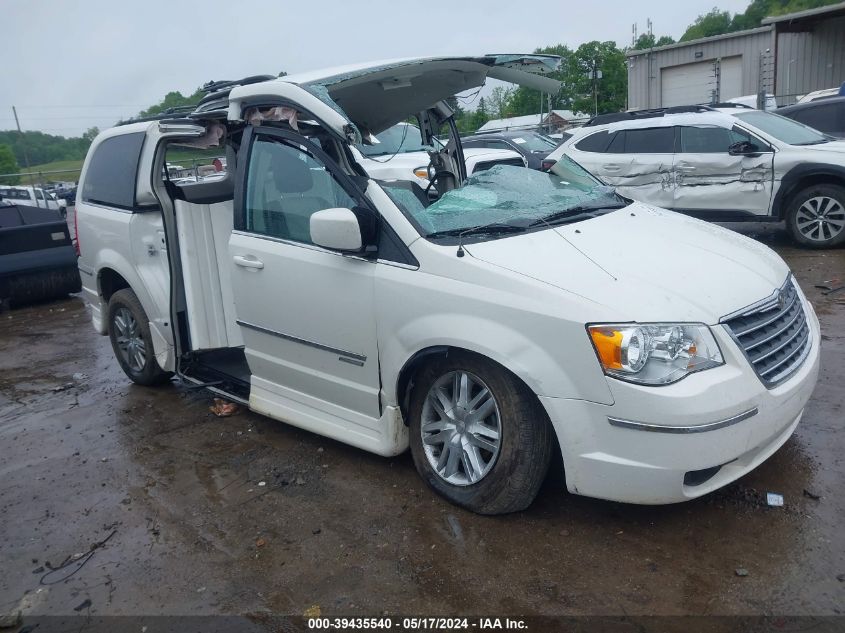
[662,61,716,107]
[719,56,743,101]
[661,57,743,107]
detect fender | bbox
[772,163,845,218]
[383,311,615,413]
[95,247,175,370]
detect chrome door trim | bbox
[236,319,367,364]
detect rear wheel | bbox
[107,288,172,386]
[408,351,553,515]
[786,184,845,248]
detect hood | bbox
[290,55,562,135]
[794,139,845,155]
[463,203,790,324]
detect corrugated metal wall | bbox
[627,28,774,110]
[775,15,845,103]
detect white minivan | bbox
[75,55,820,514]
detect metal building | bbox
[626,1,845,110]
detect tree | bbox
[135,88,206,119]
[633,33,676,49]
[0,144,20,184]
[487,86,515,119]
[82,127,100,143]
[680,8,733,41]
[469,97,490,131]
[568,41,628,115]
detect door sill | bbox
[181,347,251,401]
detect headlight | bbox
[413,166,429,179]
[587,323,723,385]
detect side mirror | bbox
[310,208,363,252]
[729,140,761,156]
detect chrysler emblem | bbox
[777,289,786,311]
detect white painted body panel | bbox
[552,110,845,217]
[76,61,822,504]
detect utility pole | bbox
[12,106,40,207]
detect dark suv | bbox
[460,130,559,170]
[778,96,845,139]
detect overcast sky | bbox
[1,0,751,137]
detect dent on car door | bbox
[577,127,675,207]
[229,127,382,423]
[673,125,774,214]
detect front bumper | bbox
[539,298,821,504]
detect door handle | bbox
[675,164,695,172]
[603,164,621,172]
[233,255,264,269]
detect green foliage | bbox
[0,144,21,184]
[679,0,841,40]
[633,33,676,49]
[134,88,206,119]
[680,7,733,41]
[0,130,93,167]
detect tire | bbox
[786,184,845,249]
[107,288,172,386]
[408,351,553,515]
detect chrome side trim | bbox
[608,407,758,434]
[236,319,366,363]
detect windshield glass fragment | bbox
[381,158,621,240]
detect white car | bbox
[75,55,820,514]
[1,185,67,216]
[548,105,845,248]
[796,87,843,104]
[353,122,526,189]
[726,93,778,111]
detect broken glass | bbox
[381,157,621,238]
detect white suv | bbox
[75,56,820,514]
[550,105,845,248]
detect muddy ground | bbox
[0,222,843,624]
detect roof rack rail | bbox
[710,102,754,109]
[583,105,715,127]
[116,106,200,126]
[196,75,277,110]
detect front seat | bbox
[268,145,332,242]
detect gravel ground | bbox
[0,221,843,625]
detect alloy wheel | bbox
[795,196,845,243]
[420,370,502,486]
[113,307,146,373]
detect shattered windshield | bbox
[381,156,623,241]
[358,123,441,157]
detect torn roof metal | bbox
[228,55,562,137]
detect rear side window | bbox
[82,132,146,209]
[679,126,735,153]
[623,127,675,153]
[575,131,611,152]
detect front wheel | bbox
[786,184,845,248]
[408,351,553,515]
[107,288,172,386]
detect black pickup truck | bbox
[0,203,81,308]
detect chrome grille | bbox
[722,277,811,387]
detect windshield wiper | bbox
[426,222,527,240]
[529,203,626,227]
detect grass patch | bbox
[20,159,84,183]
